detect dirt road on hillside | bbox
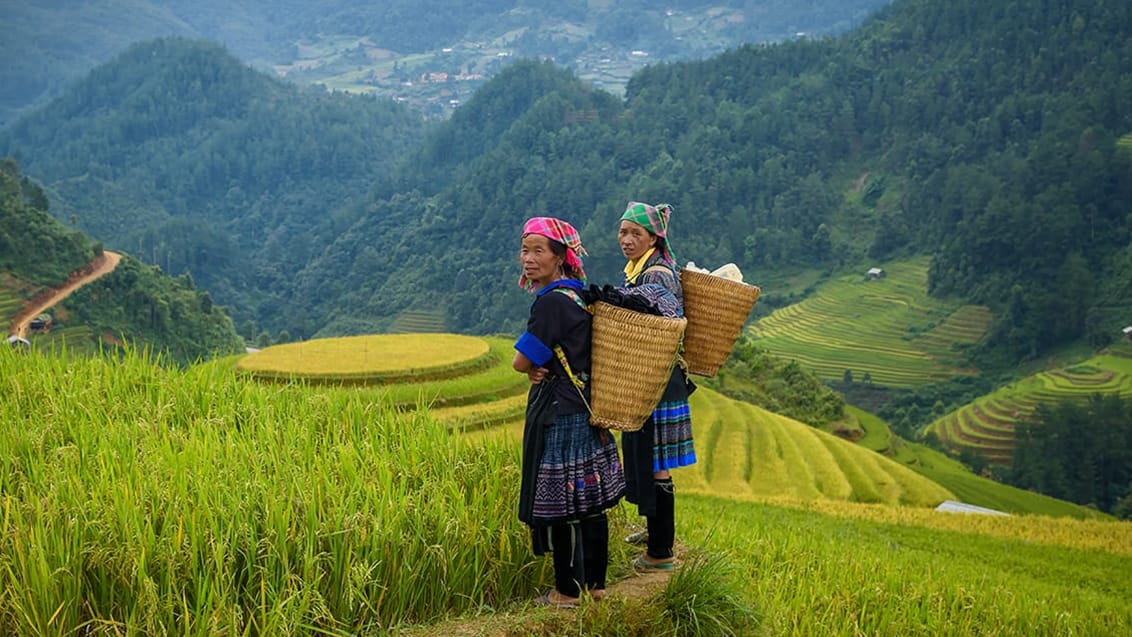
[9,251,122,339]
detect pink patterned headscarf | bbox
[519,216,588,290]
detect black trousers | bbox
[550,513,609,597]
[647,477,675,560]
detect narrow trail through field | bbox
[406,568,672,636]
[9,251,122,338]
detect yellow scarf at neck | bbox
[623,247,657,285]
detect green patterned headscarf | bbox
[620,201,676,264]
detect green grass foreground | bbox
[0,348,535,634]
[1,348,1130,635]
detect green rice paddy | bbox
[3,335,1129,634]
[236,333,493,384]
[927,353,1132,463]
[0,287,22,322]
[751,257,991,387]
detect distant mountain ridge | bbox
[0,0,895,125]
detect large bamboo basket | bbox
[590,301,687,431]
[679,269,761,377]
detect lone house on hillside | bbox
[29,314,52,333]
[867,267,886,280]
[1123,325,1132,341]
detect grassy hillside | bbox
[343,331,1102,518]
[1,346,1129,635]
[750,257,993,388]
[677,388,950,506]
[927,352,1132,464]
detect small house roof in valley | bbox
[1123,325,1132,335]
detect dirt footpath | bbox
[9,251,122,338]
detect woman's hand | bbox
[513,351,547,383]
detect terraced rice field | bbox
[241,334,530,432]
[376,337,528,410]
[678,388,951,506]
[0,288,23,325]
[237,333,494,384]
[928,354,1132,463]
[27,326,97,355]
[242,331,953,505]
[469,384,952,507]
[751,258,991,387]
[388,310,447,333]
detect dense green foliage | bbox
[1,38,426,327]
[705,334,847,426]
[1,158,243,363]
[867,375,999,438]
[60,256,245,364]
[0,160,94,285]
[293,0,1132,356]
[1008,394,1132,516]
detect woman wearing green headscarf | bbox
[617,201,695,572]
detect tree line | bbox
[1006,394,1132,518]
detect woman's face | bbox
[520,234,563,288]
[618,220,658,261]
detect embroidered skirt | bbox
[649,368,696,472]
[532,412,626,523]
[651,397,696,472]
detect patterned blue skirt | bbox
[532,412,626,523]
[652,396,696,473]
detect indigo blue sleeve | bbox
[514,330,553,367]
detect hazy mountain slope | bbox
[0,38,427,328]
[4,0,1130,365]
[294,0,1132,350]
[0,160,242,362]
[0,0,896,126]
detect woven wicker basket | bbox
[589,301,687,431]
[679,269,761,378]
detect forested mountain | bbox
[0,160,243,363]
[2,0,1130,372]
[0,38,427,330]
[295,0,1132,362]
[0,159,92,285]
[1,0,893,125]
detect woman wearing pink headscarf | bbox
[617,201,695,572]
[512,216,625,607]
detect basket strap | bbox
[553,345,593,415]
[553,287,590,312]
